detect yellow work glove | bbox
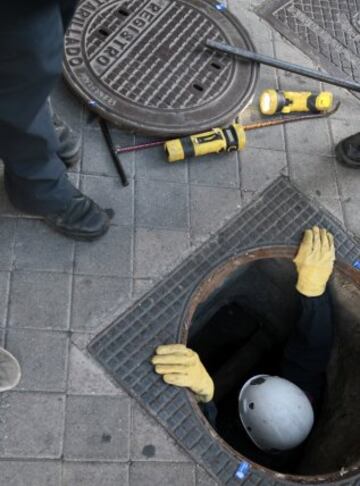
[151,344,214,403]
[293,226,335,297]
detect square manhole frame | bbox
[89,176,360,485]
[256,0,360,95]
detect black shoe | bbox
[52,112,82,168]
[45,193,114,241]
[335,132,360,168]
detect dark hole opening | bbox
[193,84,204,92]
[98,28,110,37]
[188,257,360,478]
[211,62,222,70]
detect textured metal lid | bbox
[63,0,258,135]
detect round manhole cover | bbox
[63,0,259,135]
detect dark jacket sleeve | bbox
[281,291,334,406]
[200,400,218,428]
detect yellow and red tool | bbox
[115,102,339,162]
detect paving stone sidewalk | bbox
[1,1,360,485]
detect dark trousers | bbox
[0,1,78,215]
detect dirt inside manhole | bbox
[182,248,360,482]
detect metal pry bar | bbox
[206,39,360,93]
[99,118,129,187]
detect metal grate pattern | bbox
[258,0,360,87]
[89,177,360,485]
[63,0,258,135]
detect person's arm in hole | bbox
[282,226,336,406]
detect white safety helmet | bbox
[238,375,314,452]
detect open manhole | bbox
[63,0,258,135]
[89,177,360,485]
[185,247,360,480]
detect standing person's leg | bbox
[50,0,83,168]
[0,1,112,240]
[59,0,79,32]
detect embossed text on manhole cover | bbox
[257,0,360,92]
[63,0,258,135]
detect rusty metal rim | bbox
[180,245,360,484]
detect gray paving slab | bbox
[241,190,257,206]
[188,152,239,188]
[67,345,125,396]
[131,403,191,462]
[343,199,360,236]
[71,275,131,331]
[245,118,285,153]
[0,460,61,486]
[129,462,196,486]
[335,163,360,200]
[134,228,189,279]
[0,271,10,328]
[74,225,132,277]
[190,185,241,239]
[135,137,187,184]
[69,331,95,350]
[133,278,157,299]
[135,179,189,230]
[62,462,129,486]
[0,392,65,458]
[14,220,74,273]
[0,218,15,271]
[284,118,332,157]
[288,153,339,199]
[229,2,274,55]
[8,271,71,330]
[240,147,287,193]
[64,395,131,461]
[6,329,68,392]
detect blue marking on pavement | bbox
[235,461,252,480]
[215,1,227,10]
[353,260,360,270]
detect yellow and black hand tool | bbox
[259,89,333,116]
[165,124,246,163]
